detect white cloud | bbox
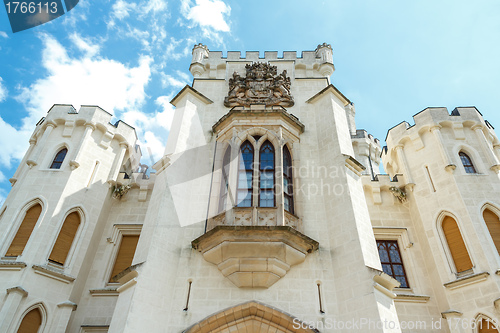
[69,33,100,58]
[160,73,188,89]
[0,77,7,102]
[120,95,175,162]
[0,117,30,167]
[144,0,167,14]
[17,34,152,127]
[112,0,137,20]
[185,0,231,32]
[155,95,176,131]
[0,33,153,170]
[0,31,8,38]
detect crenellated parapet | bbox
[189,43,336,80]
[362,173,407,205]
[382,106,500,183]
[352,129,382,178]
[11,104,141,186]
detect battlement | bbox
[352,129,380,145]
[190,43,335,79]
[38,104,138,147]
[385,106,495,148]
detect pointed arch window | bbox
[48,211,81,266]
[237,141,253,207]
[478,317,499,333]
[442,216,473,273]
[6,203,42,257]
[459,151,476,174]
[283,146,294,214]
[482,209,500,256]
[50,148,68,169]
[259,141,275,207]
[16,308,42,333]
[219,148,231,212]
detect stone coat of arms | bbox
[224,63,294,107]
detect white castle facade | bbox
[0,43,500,333]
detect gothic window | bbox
[442,216,473,273]
[50,148,68,169]
[237,141,254,207]
[477,317,498,333]
[48,211,81,266]
[283,145,294,214]
[377,240,409,288]
[218,148,231,213]
[482,209,500,256]
[109,234,140,282]
[459,151,476,173]
[259,141,275,207]
[5,203,42,257]
[16,308,42,333]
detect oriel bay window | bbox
[259,141,275,207]
[237,141,254,207]
[230,139,291,210]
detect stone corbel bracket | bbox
[192,226,318,288]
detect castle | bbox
[0,43,499,332]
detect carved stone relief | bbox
[224,63,294,107]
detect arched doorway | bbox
[184,301,319,333]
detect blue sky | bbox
[0,0,499,204]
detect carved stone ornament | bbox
[224,63,294,107]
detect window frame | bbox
[258,140,276,208]
[373,227,415,292]
[459,151,476,174]
[437,213,475,277]
[236,141,254,208]
[376,239,410,288]
[50,147,68,170]
[2,199,44,260]
[104,224,142,285]
[283,145,294,214]
[13,303,48,333]
[218,147,231,213]
[46,208,85,270]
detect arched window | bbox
[109,234,140,282]
[459,151,476,173]
[6,204,42,257]
[442,216,473,273]
[237,141,254,207]
[49,211,81,266]
[50,148,68,169]
[218,148,231,213]
[478,317,498,333]
[483,209,500,255]
[259,141,275,207]
[17,307,42,333]
[283,145,294,214]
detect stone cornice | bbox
[212,105,305,134]
[305,84,351,106]
[170,85,213,107]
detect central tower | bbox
[108,43,400,332]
